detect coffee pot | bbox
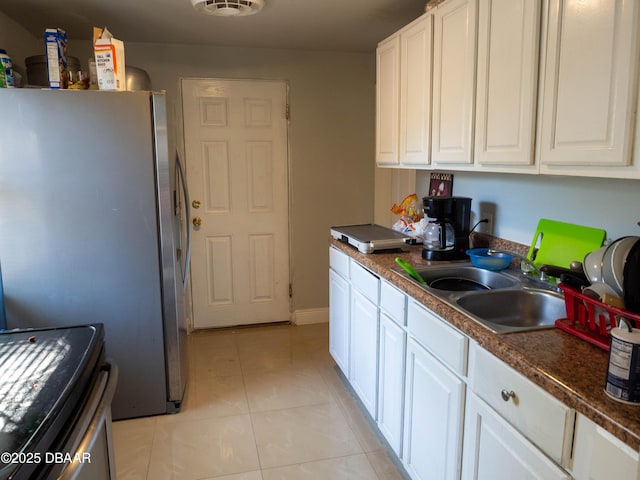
[422,196,472,261]
[423,196,456,252]
[424,221,455,250]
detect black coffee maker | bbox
[422,196,472,261]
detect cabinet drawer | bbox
[380,280,406,326]
[329,247,350,278]
[470,343,574,465]
[407,300,467,376]
[350,260,379,303]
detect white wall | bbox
[416,170,639,245]
[0,11,40,80]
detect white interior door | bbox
[181,78,290,329]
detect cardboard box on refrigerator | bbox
[45,28,67,89]
[93,27,126,91]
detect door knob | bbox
[192,216,202,227]
[192,200,201,209]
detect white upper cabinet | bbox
[399,14,433,166]
[474,0,541,170]
[432,0,478,166]
[376,35,400,166]
[539,0,640,176]
[377,13,433,167]
[377,0,640,178]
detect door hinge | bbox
[289,283,293,298]
[285,104,290,120]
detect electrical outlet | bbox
[478,202,497,236]
[481,212,494,235]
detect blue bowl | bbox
[466,248,513,271]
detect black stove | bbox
[0,325,105,480]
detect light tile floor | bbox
[112,322,406,480]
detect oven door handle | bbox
[58,360,119,480]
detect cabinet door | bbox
[539,0,640,170]
[570,413,640,480]
[376,35,401,166]
[475,0,540,167]
[399,14,433,166]
[462,393,571,480]
[377,313,406,455]
[349,289,378,418]
[402,338,465,480]
[329,268,349,375]
[432,0,477,165]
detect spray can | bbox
[0,49,15,88]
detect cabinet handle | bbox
[501,389,516,402]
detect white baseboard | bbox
[292,307,329,325]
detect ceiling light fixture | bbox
[191,0,265,16]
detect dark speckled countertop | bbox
[330,237,640,451]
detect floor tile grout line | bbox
[332,393,372,454]
[246,411,264,473]
[324,367,390,456]
[142,417,159,480]
[238,333,266,475]
[258,451,380,477]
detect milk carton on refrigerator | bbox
[93,27,126,91]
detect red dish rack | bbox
[556,283,640,351]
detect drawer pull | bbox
[501,389,516,402]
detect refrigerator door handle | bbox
[176,152,191,288]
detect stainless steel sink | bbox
[455,289,565,333]
[392,262,566,333]
[413,265,519,291]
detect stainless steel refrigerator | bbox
[0,89,191,420]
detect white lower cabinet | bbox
[469,343,574,465]
[462,392,570,480]
[349,287,379,419]
[328,255,638,480]
[329,252,380,419]
[377,312,406,455]
[329,248,350,376]
[570,413,640,480]
[402,337,465,480]
[328,268,349,375]
[463,342,574,480]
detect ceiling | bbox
[0,0,428,53]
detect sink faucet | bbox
[487,249,547,280]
